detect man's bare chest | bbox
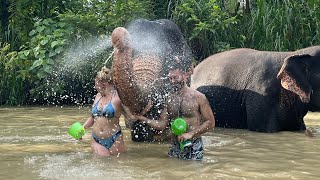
[167,95,198,118]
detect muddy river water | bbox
[0,106,319,179]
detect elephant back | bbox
[295,46,320,56]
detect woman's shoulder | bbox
[93,93,102,102]
[96,93,102,98]
[110,90,121,102]
[113,95,122,104]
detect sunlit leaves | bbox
[172,0,238,60]
[27,18,73,78]
[1,0,155,105]
[43,65,53,74]
[0,43,26,105]
[29,30,37,36]
[29,59,42,70]
[40,39,48,45]
[36,26,45,33]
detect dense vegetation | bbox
[0,0,319,106]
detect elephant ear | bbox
[277,54,312,103]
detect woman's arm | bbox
[135,106,169,130]
[121,103,135,119]
[83,116,94,129]
[83,94,99,129]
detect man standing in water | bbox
[132,63,215,160]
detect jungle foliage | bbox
[1,0,319,105]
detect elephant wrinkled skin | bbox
[111,19,193,141]
[191,46,320,132]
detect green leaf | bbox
[29,59,43,70]
[34,20,41,27]
[38,50,46,59]
[58,22,66,28]
[55,47,63,54]
[51,41,59,48]
[44,66,53,73]
[18,51,27,60]
[43,18,52,25]
[23,50,30,57]
[33,46,40,56]
[49,51,57,57]
[53,31,64,37]
[37,71,46,79]
[18,70,27,80]
[36,26,45,33]
[29,30,37,36]
[46,58,54,65]
[40,39,49,45]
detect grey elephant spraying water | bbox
[191,46,320,133]
[111,19,193,141]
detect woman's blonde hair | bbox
[95,67,112,83]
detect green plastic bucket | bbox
[68,122,85,140]
[171,118,187,136]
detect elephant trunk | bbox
[111,27,162,114]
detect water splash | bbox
[127,19,171,58]
[40,35,113,105]
[62,35,111,70]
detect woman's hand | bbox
[177,132,193,142]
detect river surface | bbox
[0,106,320,180]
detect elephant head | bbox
[277,47,320,111]
[111,19,193,114]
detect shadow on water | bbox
[0,107,320,179]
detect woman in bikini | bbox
[83,67,127,157]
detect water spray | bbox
[104,50,114,67]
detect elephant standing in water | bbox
[111,19,193,141]
[191,46,320,133]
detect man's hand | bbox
[177,132,193,142]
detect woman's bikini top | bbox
[92,92,116,118]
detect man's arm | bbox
[178,93,215,141]
[121,100,153,118]
[135,106,169,130]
